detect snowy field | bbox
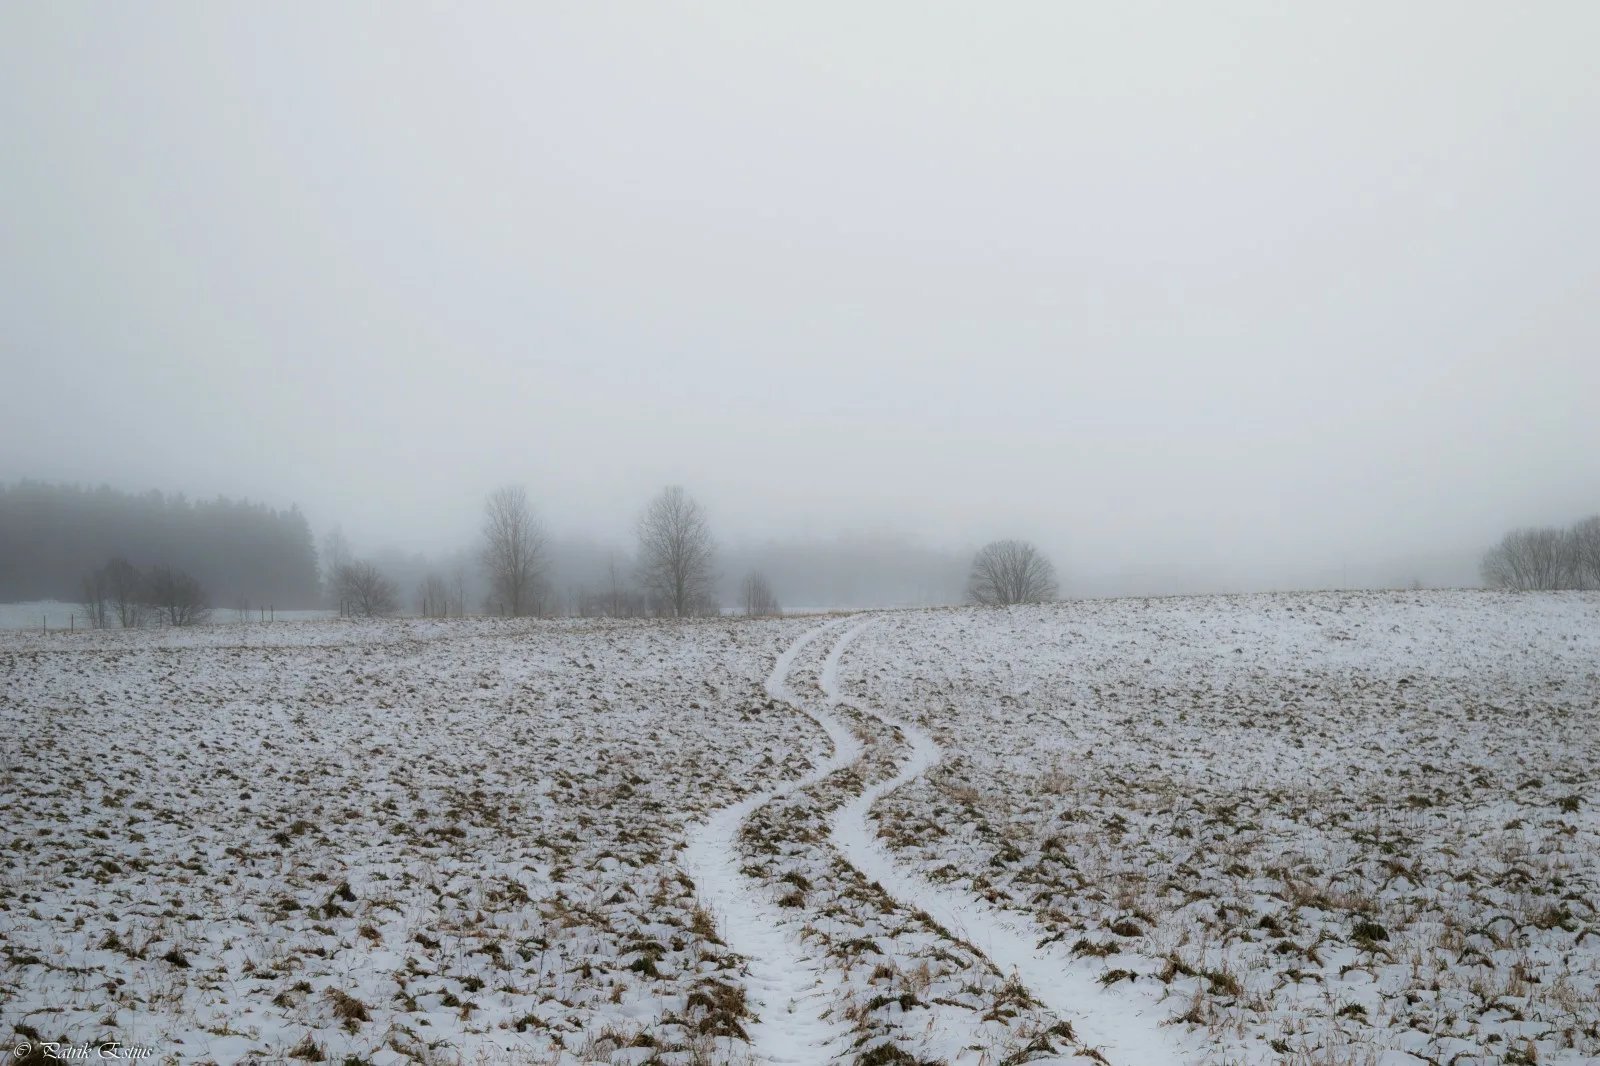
[2,591,1597,1065]
[850,592,1600,1065]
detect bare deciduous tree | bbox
[101,557,148,624]
[321,527,352,616]
[337,560,399,618]
[637,486,716,618]
[481,486,548,617]
[1480,526,1578,591]
[740,570,781,616]
[966,539,1059,605]
[418,573,450,618]
[80,567,109,629]
[145,565,211,626]
[449,562,469,618]
[104,557,146,628]
[1572,515,1600,590]
[604,554,632,617]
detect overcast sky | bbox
[3,3,1597,594]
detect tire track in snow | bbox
[681,617,858,1064]
[818,620,1189,1066]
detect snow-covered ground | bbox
[847,591,1600,1065]
[0,616,826,1063]
[3,591,1597,1065]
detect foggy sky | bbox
[4,4,1598,597]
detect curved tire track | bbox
[680,617,856,1064]
[818,620,1189,1066]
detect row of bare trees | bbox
[417,573,451,618]
[80,558,212,627]
[412,566,469,618]
[325,490,1066,621]
[1481,516,1600,590]
[566,556,649,618]
[320,526,466,619]
[477,483,754,618]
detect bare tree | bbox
[1558,527,1583,588]
[1481,526,1578,591]
[449,562,469,618]
[1571,515,1600,590]
[966,539,1059,605]
[637,486,716,618]
[605,554,627,617]
[321,527,352,616]
[80,567,109,629]
[418,573,450,618]
[145,565,211,626]
[481,486,548,617]
[572,556,649,618]
[104,557,146,628]
[599,552,650,617]
[337,560,399,618]
[740,570,782,616]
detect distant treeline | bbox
[352,534,971,619]
[0,481,319,607]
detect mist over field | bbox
[5,9,1600,1064]
[3,4,1598,605]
